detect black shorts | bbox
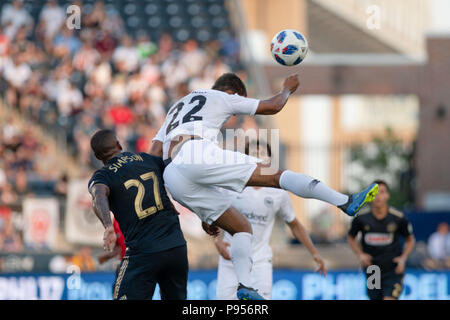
[113,244,188,300]
[366,270,404,300]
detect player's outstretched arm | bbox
[255,74,299,115]
[149,140,163,157]
[287,218,327,276]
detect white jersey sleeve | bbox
[152,121,167,142]
[277,191,296,223]
[221,93,259,116]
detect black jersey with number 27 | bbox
[88,152,185,255]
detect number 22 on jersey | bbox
[166,95,206,134]
[124,171,163,219]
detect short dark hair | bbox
[245,139,272,158]
[373,179,389,192]
[212,73,247,97]
[90,129,117,160]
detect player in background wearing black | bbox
[347,180,415,300]
[88,129,187,300]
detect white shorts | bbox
[163,139,261,224]
[216,258,273,300]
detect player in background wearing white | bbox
[214,139,327,300]
[150,73,378,300]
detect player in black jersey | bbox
[347,180,415,300]
[88,129,187,300]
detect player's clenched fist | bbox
[283,74,300,94]
[103,225,117,252]
[202,221,220,237]
[359,253,373,268]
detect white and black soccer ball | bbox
[270,29,308,66]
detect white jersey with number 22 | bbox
[152,89,259,159]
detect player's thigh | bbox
[157,245,189,300]
[382,273,404,300]
[251,261,273,300]
[174,139,262,193]
[164,164,236,225]
[113,255,157,300]
[247,163,282,188]
[216,261,239,300]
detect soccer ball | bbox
[270,29,308,66]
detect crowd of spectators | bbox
[0,0,245,172]
[0,0,247,257]
[0,113,70,255]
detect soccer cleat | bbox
[339,183,379,217]
[236,283,265,300]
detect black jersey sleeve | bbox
[88,170,111,192]
[348,216,361,237]
[398,215,413,237]
[141,153,165,172]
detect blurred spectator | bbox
[0,0,33,40]
[101,9,125,39]
[108,104,134,126]
[85,0,107,29]
[108,74,128,105]
[0,25,10,58]
[112,35,139,73]
[70,246,96,272]
[93,29,117,57]
[136,33,157,62]
[73,113,97,166]
[53,28,82,58]
[38,0,65,41]
[90,55,112,89]
[428,222,450,261]
[54,173,68,198]
[57,81,83,117]
[0,183,18,206]
[73,39,101,74]
[0,215,23,252]
[4,53,30,89]
[13,167,28,197]
[180,39,207,77]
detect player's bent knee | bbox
[213,207,253,235]
[272,170,283,188]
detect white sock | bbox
[279,170,348,206]
[230,232,253,288]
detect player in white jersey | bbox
[214,140,327,299]
[150,73,378,300]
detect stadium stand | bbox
[0,0,252,267]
